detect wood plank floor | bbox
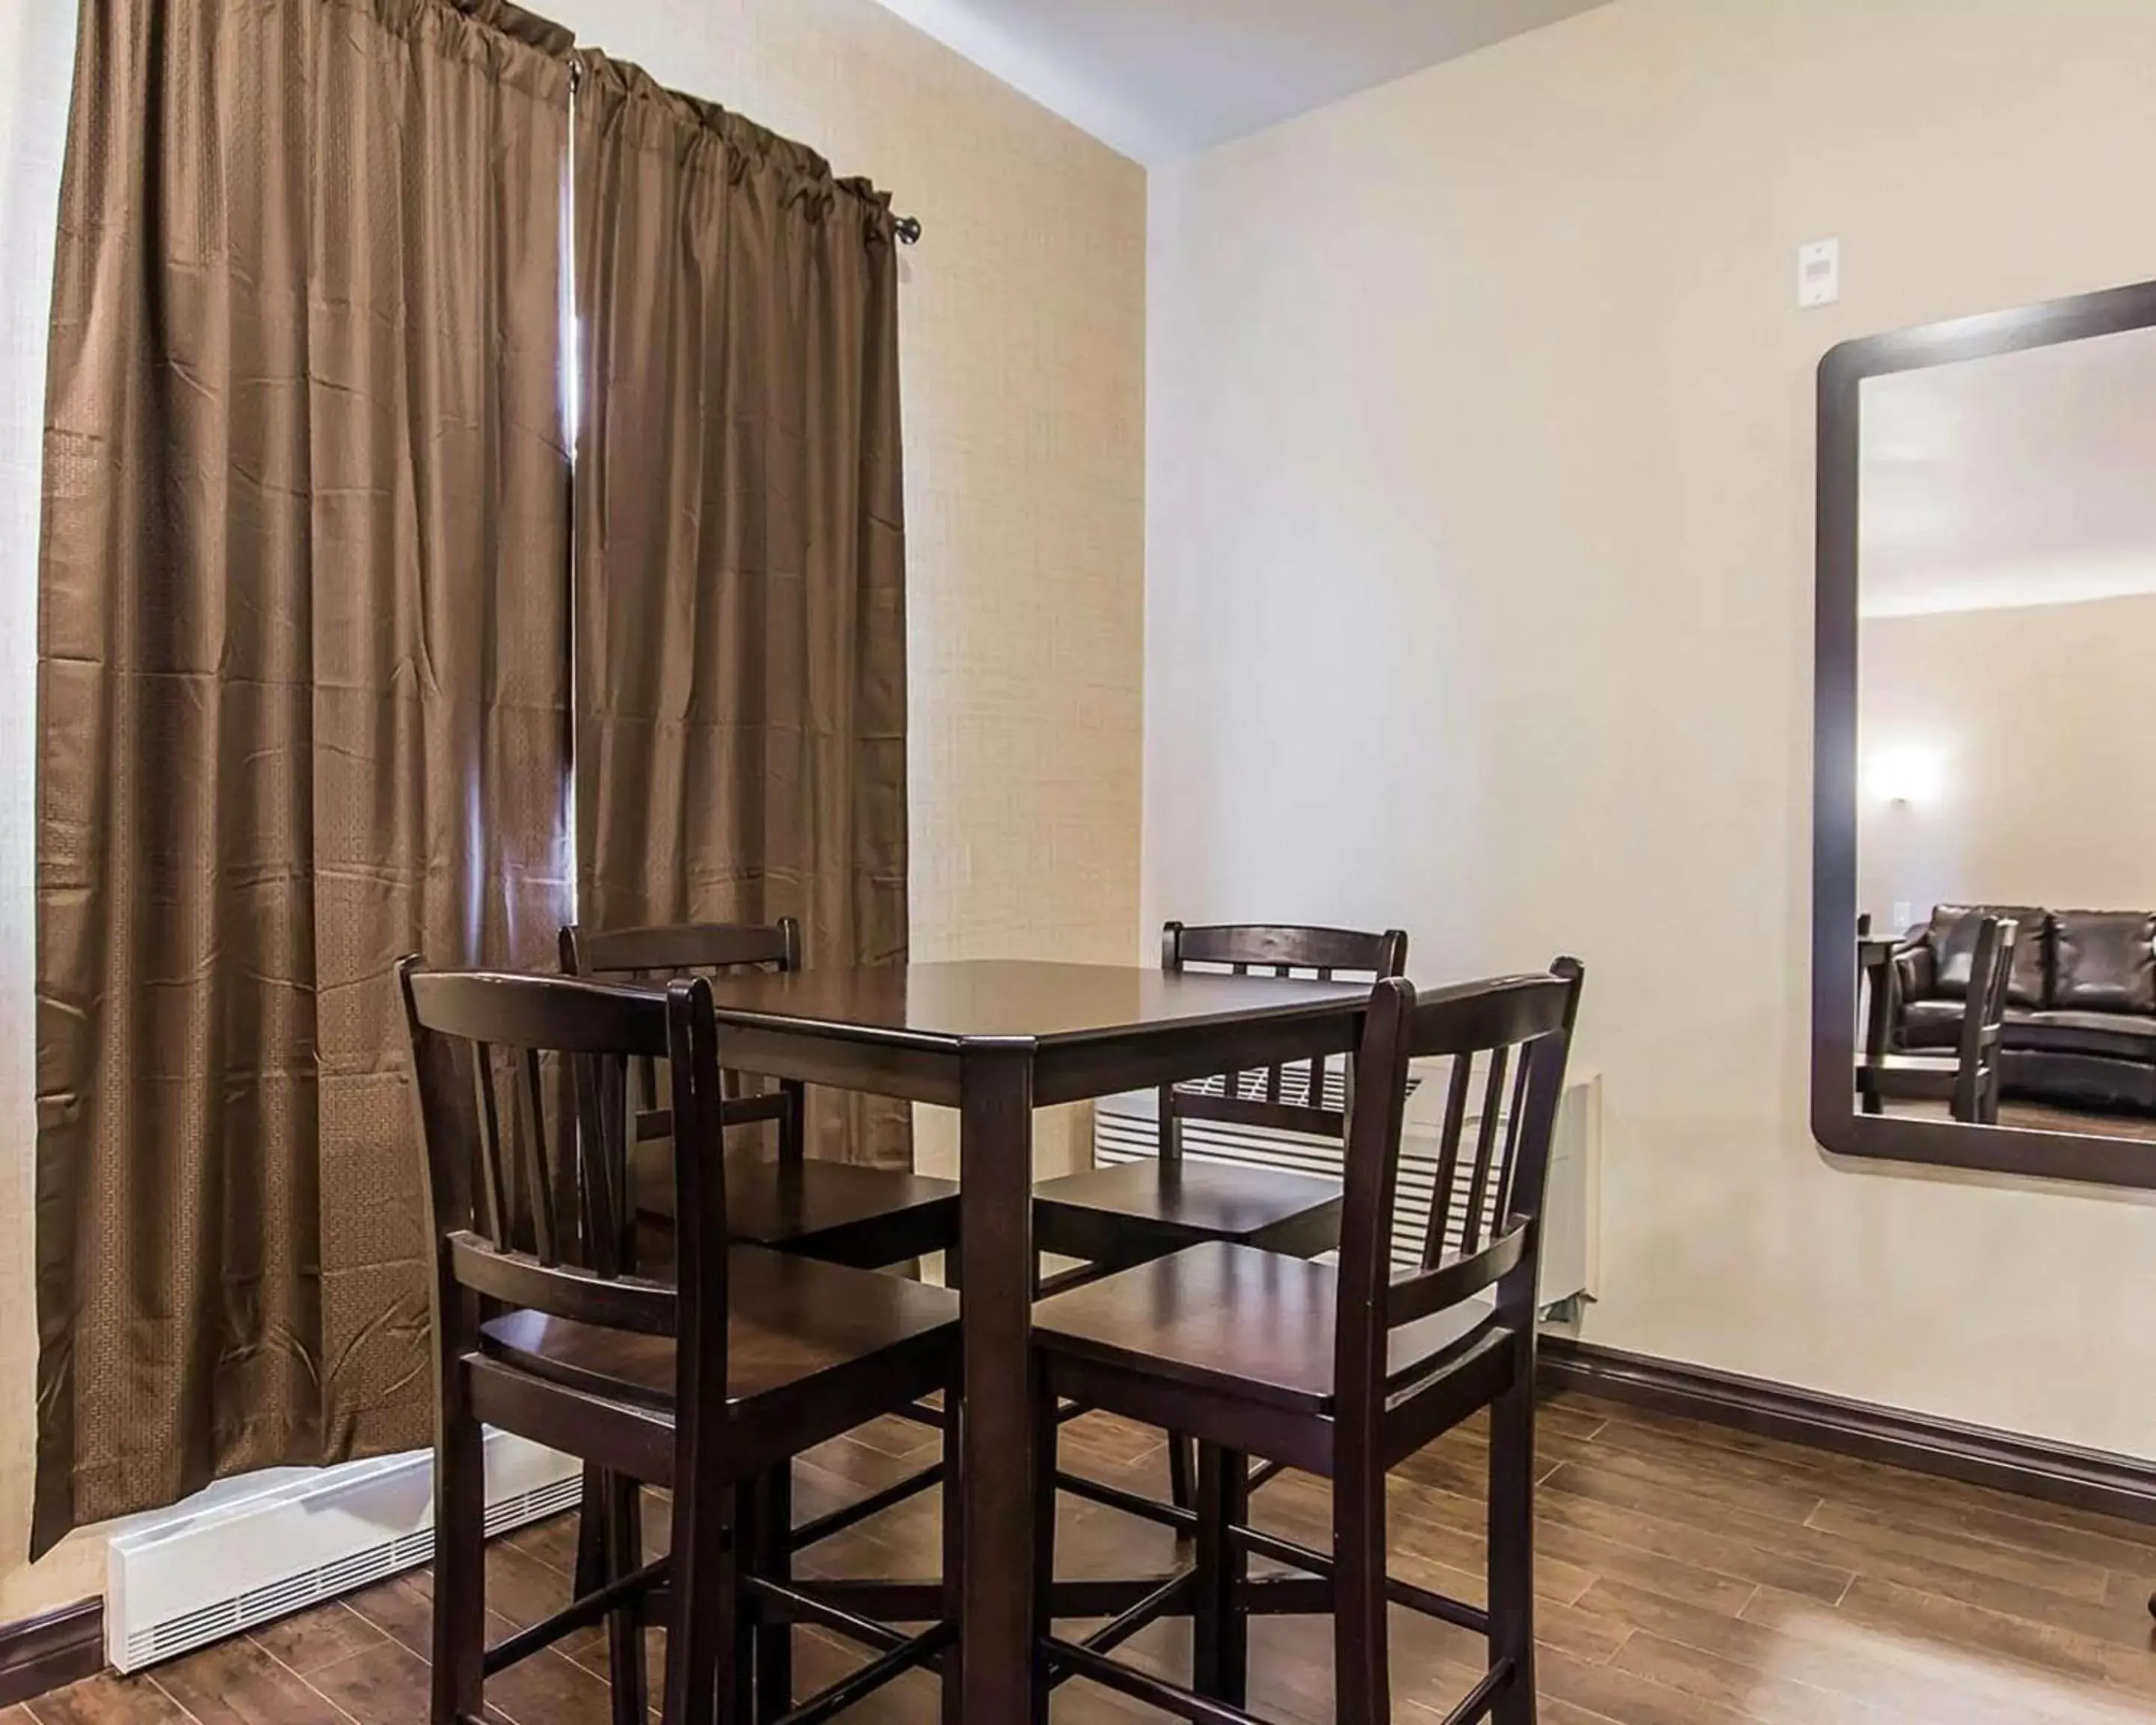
[1876,1095,2156,1142]
[19,1390,2156,1722]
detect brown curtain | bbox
[34,0,575,1554]
[572,56,911,1169]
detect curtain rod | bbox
[559,58,921,245]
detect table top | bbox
[693,959,1374,1050]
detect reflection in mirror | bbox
[1853,323,2156,1146]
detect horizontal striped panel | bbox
[1097,1071,1515,1277]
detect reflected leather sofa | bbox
[1886,904,2156,1113]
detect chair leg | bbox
[1168,1432,1197,1515]
[1193,1444,1249,1706]
[1488,1362,1539,1725]
[603,1473,650,1725]
[575,1461,608,1598]
[730,1481,758,1724]
[663,1473,740,1725]
[431,1408,487,1725]
[752,1466,793,1723]
[1333,1449,1390,1725]
[1026,1369,1059,1725]
[944,1375,968,1725]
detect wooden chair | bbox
[561,919,960,1716]
[398,961,960,1725]
[1029,961,1586,1725]
[1032,921,1407,1509]
[1856,913,2016,1125]
[561,920,960,1270]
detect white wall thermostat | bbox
[1797,238,1841,308]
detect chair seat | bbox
[1861,1051,1958,1075]
[1032,1241,1502,1417]
[639,1154,960,1268]
[1858,1051,1973,1107]
[1032,1159,1345,1262]
[729,1158,960,1266]
[479,1244,960,1414]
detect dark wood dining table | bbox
[686,958,1376,1722]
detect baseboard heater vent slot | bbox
[107,1432,582,1673]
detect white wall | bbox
[1859,591,2156,928]
[0,0,97,1620]
[0,0,1143,1616]
[1147,0,2156,1456]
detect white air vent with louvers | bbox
[1092,1060,1600,1303]
[106,1432,581,1673]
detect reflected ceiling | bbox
[1860,323,2156,618]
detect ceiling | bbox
[1860,323,2156,619]
[873,0,1613,163]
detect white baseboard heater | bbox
[1091,1062,1601,1306]
[105,1432,581,1673]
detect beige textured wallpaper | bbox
[0,0,1145,1613]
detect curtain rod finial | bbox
[894,214,922,246]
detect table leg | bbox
[953,1044,1036,1724]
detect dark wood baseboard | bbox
[0,1598,103,1707]
[1538,1336,2156,1529]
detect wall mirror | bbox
[1814,279,2156,1187]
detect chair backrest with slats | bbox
[563,919,801,979]
[1160,921,1410,1151]
[561,919,803,1153]
[397,961,728,1378]
[1330,961,1585,1420]
[1956,916,2016,1118]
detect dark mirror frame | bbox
[1812,276,2156,1190]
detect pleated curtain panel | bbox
[571,55,913,1171]
[33,0,910,1552]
